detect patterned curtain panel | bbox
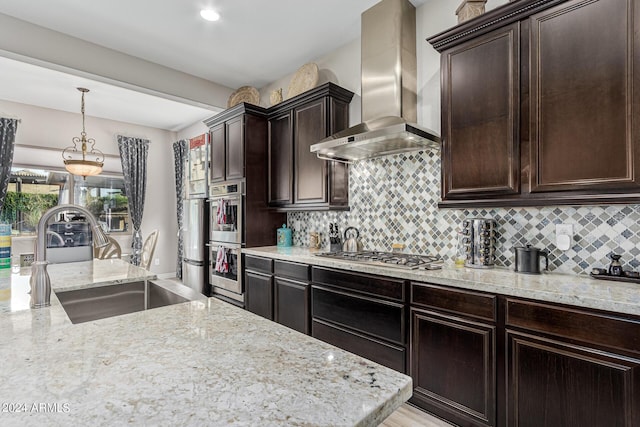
[118,135,149,266]
[173,139,188,279]
[0,118,18,212]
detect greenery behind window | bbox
[0,167,130,236]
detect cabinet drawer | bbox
[311,266,406,302]
[274,260,309,281]
[312,285,405,345]
[244,255,273,274]
[412,282,496,322]
[312,319,405,373]
[506,299,640,354]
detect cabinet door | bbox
[328,97,350,206]
[274,277,309,334]
[245,270,273,320]
[529,0,640,194]
[508,331,640,427]
[226,116,245,180]
[441,23,520,200]
[268,112,294,205]
[328,161,349,205]
[294,98,328,205]
[210,124,226,183]
[411,308,496,427]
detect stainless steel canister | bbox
[462,218,496,269]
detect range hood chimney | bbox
[311,0,440,162]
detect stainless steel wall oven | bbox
[208,181,244,303]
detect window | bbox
[74,175,129,233]
[0,167,130,236]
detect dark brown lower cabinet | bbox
[410,283,497,427]
[245,261,640,427]
[312,319,406,373]
[507,331,640,427]
[274,277,309,334]
[411,310,496,427]
[311,266,408,373]
[244,257,311,334]
[244,270,273,320]
[273,260,310,335]
[506,299,640,427]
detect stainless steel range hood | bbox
[310,0,440,163]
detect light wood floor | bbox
[380,404,454,427]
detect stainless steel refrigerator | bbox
[182,198,208,295]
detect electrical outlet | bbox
[20,253,34,267]
[154,258,160,266]
[555,224,574,251]
[556,223,574,238]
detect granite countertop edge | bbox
[242,246,640,317]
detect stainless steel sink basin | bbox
[56,281,190,324]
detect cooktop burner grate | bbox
[315,251,443,270]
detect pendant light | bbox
[62,87,104,178]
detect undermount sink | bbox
[55,281,190,324]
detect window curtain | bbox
[172,139,188,279]
[0,118,18,212]
[118,135,149,266]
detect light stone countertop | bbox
[242,246,640,317]
[0,259,157,314]
[0,259,412,426]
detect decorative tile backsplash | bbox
[287,151,640,275]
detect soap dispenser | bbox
[276,224,292,247]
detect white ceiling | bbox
[0,0,426,131]
[0,56,221,132]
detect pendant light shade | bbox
[62,88,104,178]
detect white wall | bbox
[259,39,362,126]
[176,120,209,142]
[0,99,179,276]
[256,0,509,132]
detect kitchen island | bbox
[0,259,412,426]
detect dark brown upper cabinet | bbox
[267,83,354,211]
[429,0,640,207]
[268,111,294,205]
[440,23,520,201]
[204,103,287,247]
[225,115,244,181]
[204,103,268,184]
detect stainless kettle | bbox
[514,244,549,274]
[342,226,363,252]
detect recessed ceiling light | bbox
[200,9,220,22]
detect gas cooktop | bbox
[315,251,443,270]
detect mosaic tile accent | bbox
[287,151,640,275]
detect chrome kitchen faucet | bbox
[30,204,110,308]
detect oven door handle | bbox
[206,242,241,250]
[208,195,240,203]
